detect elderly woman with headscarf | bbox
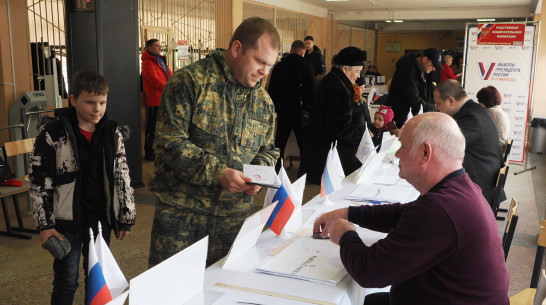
[300,46,367,184]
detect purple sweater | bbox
[340,170,509,305]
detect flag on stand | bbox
[367,86,379,104]
[355,128,377,166]
[264,167,296,235]
[95,222,128,298]
[321,142,345,198]
[88,228,112,305]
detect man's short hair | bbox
[435,79,467,101]
[290,40,306,53]
[146,39,159,48]
[228,17,280,53]
[71,71,109,99]
[476,86,502,108]
[304,36,314,41]
[410,115,465,163]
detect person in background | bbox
[313,112,509,305]
[386,48,442,128]
[268,40,315,172]
[365,65,382,77]
[434,79,503,209]
[451,53,464,82]
[370,105,395,151]
[477,86,511,149]
[301,46,367,183]
[439,54,461,83]
[30,71,136,304]
[141,38,173,161]
[148,17,280,268]
[303,36,326,77]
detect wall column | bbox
[0,0,33,143]
[232,0,243,32]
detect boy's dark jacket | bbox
[30,108,136,236]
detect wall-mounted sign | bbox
[477,23,525,46]
[386,42,401,52]
[178,40,189,60]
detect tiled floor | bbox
[0,153,544,304]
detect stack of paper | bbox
[256,237,347,286]
[346,184,414,203]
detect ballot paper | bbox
[346,184,415,203]
[243,164,281,188]
[255,236,347,286]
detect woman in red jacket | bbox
[141,39,173,161]
[439,54,461,83]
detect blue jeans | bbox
[51,220,111,305]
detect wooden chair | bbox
[531,220,546,288]
[503,138,513,165]
[502,197,519,261]
[0,138,38,239]
[510,220,546,305]
[492,165,509,220]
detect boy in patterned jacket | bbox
[30,70,136,304]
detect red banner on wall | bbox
[477,23,525,46]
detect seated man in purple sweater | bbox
[313,112,509,305]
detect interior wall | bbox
[533,12,546,119]
[0,0,33,145]
[376,31,465,82]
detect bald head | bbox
[397,113,465,193]
[406,112,465,165]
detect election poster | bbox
[463,23,537,162]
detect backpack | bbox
[0,158,15,182]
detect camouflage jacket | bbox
[30,108,136,235]
[148,49,279,216]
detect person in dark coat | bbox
[434,79,503,209]
[300,46,367,184]
[303,36,326,77]
[386,48,442,128]
[268,40,315,172]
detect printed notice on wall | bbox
[477,23,525,46]
[178,40,189,60]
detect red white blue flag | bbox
[321,142,344,198]
[264,167,295,235]
[88,228,112,305]
[367,86,379,104]
[95,222,128,298]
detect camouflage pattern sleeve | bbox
[153,69,227,188]
[250,106,279,166]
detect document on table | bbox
[346,184,414,203]
[255,236,347,286]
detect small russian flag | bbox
[88,228,112,305]
[266,184,295,235]
[320,142,344,198]
[367,86,379,104]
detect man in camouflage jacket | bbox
[148,17,280,267]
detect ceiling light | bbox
[394,20,403,23]
[477,18,495,22]
[385,20,392,23]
